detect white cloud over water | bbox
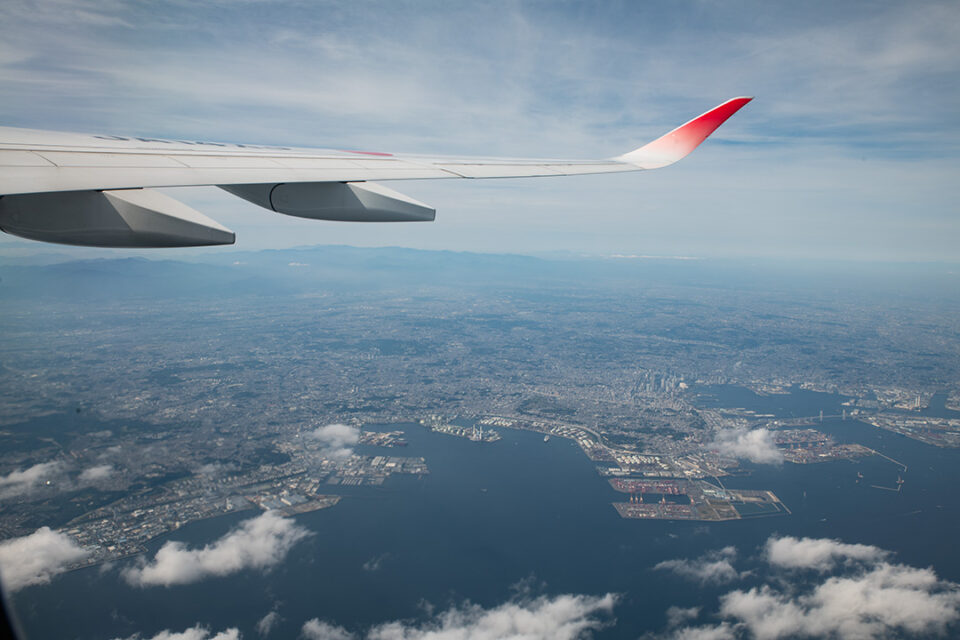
[123,511,310,587]
[362,553,389,572]
[112,625,240,640]
[371,592,616,640]
[665,606,701,628]
[300,592,617,640]
[764,535,889,572]
[656,546,745,586]
[710,428,783,465]
[665,535,960,639]
[257,610,281,637]
[307,423,360,460]
[0,526,88,592]
[302,619,355,640]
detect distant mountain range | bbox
[1,244,957,302]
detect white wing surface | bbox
[0,97,751,247]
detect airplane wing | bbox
[0,97,751,248]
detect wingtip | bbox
[617,96,753,169]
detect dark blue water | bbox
[11,388,960,639]
[694,384,851,417]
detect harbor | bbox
[610,478,790,521]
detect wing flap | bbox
[34,151,188,168]
[170,155,287,169]
[436,163,566,178]
[0,165,459,196]
[0,150,55,167]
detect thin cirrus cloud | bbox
[0,1,958,260]
[122,511,310,587]
[660,535,960,639]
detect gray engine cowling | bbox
[220,181,435,222]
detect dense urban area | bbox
[1,247,959,565]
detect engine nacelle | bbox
[220,181,435,222]
[0,188,235,247]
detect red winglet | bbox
[617,97,752,169]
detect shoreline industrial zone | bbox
[59,447,427,572]
[476,415,886,521]
[1,402,912,567]
[609,478,789,521]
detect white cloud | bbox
[0,526,88,592]
[0,461,63,498]
[362,553,388,572]
[79,463,114,483]
[257,610,281,637]
[298,592,618,640]
[656,547,744,586]
[666,605,701,628]
[112,625,240,640]
[719,562,960,639]
[671,624,736,640]
[667,535,960,640]
[710,428,783,465]
[306,423,360,460]
[1,2,958,260]
[123,511,310,587]
[365,592,617,640]
[196,462,238,477]
[302,619,355,640]
[765,535,888,572]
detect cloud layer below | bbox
[656,546,745,586]
[764,535,888,572]
[0,461,63,499]
[662,535,960,639]
[301,592,617,640]
[123,511,309,587]
[98,535,960,639]
[710,427,783,465]
[0,526,88,592]
[307,423,360,460]
[79,463,115,483]
[113,625,240,640]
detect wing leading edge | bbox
[0,97,751,247]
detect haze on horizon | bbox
[0,0,957,262]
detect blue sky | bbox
[1,0,958,261]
